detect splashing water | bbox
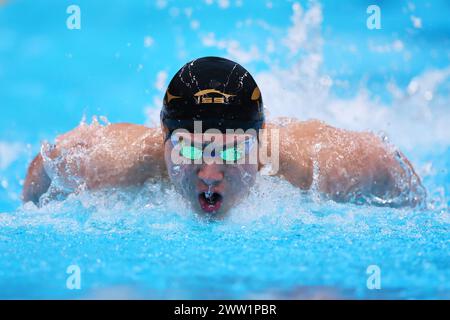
[1,174,449,299]
[0,0,449,299]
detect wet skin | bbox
[164,132,258,216]
[22,119,426,215]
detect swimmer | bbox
[22,56,426,215]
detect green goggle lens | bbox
[172,134,255,162]
[179,145,244,161]
[219,147,243,162]
[180,146,203,160]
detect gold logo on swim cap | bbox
[166,90,182,103]
[251,87,261,101]
[194,89,236,104]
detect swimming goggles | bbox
[170,134,257,162]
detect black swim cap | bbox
[161,56,264,139]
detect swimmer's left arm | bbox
[276,119,426,207]
[23,153,51,204]
[318,131,426,207]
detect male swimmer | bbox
[23,57,426,215]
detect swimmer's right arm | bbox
[22,123,166,204]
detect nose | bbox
[197,164,224,186]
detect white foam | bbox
[145,2,450,152]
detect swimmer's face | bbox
[164,132,259,218]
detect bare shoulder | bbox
[269,117,381,147]
[104,123,157,135]
[49,122,165,190]
[268,118,338,138]
[59,122,156,138]
[267,117,425,206]
[55,122,162,148]
[24,122,166,203]
[266,118,330,189]
[270,117,391,171]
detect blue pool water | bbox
[0,0,449,299]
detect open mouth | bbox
[198,192,223,213]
